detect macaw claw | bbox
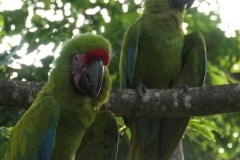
[137,83,147,98]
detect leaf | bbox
[188,120,216,142]
[0,126,12,139]
[190,118,223,135]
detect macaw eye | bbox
[72,54,84,64]
[74,55,79,61]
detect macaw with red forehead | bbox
[5,33,118,160]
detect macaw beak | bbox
[170,0,195,9]
[186,0,194,8]
[78,60,104,97]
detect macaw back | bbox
[119,0,206,159]
[133,8,184,88]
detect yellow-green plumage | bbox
[5,33,114,160]
[119,0,207,159]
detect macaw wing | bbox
[75,110,119,160]
[5,96,60,160]
[177,31,207,87]
[119,22,140,88]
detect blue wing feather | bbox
[120,23,140,88]
[127,46,137,86]
[39,115,58,160]
[4,96,59,160]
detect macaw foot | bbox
[181,84,189,93]
[137,83,147,98]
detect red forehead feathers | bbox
[85,48,110,66]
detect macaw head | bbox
[71,48,110,97]
[50,33,111,98]
[169,0,195,9]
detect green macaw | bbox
[5,33,118,160]
[119,0,207,159]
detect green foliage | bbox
[0,127,10,160]
[0,106,24,159]
[0,0,240,159]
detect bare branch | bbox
[0,79,240,117]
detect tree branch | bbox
[0,79,240,117]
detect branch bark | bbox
[0,79,240,117]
